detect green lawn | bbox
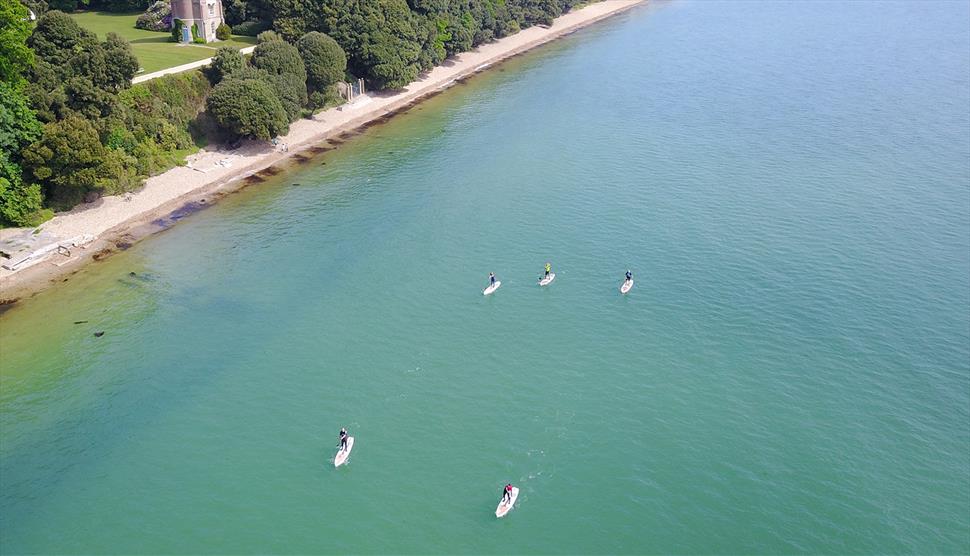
[70,11,256,74]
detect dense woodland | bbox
[1,0,580,226]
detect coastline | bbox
[0,0,644,305]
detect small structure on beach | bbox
[170,0,224,43]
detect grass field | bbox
[70,11,256,74]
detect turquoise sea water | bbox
[2,1,969,553]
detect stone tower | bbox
[171,0,225,43]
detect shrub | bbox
[117,71,212,174]
[216,23,231,40]
[256,30,281,44]
[135,0,171,31]
[231,19,268,37]
[308,87,343,110]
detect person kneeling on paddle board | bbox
[339,428,349,452]
[625,270,632,282]
[502,484,514,505]
[489,272,496,286]
[545,262,551,277]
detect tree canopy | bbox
[205,46,246,85]
[296,31,346,93]
[206,77,289,140]
[0,0,35,85]
[3,0,587,224]
[251,38,307,83]
[21,115,114,208]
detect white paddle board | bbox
[334,436,354,468]
[495,487,519,518]
[620,279,634,294]
[483,281,502,295]
[538,273,556,286]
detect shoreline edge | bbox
[0,0,646,307]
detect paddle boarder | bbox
[545,262,551,277]
[489,272,496,286]
[625,269,632,282]
[501,483,514,505]
[338,427,349,452]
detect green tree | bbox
[206,77,289,139]
[0,81,46,227]
[64,75,118,119]
[264,70,307,121]
[223,0,247,25]
[24,60,68,122]
[27,11,136,120]
[312,0,422,89]
[27,10,97,66]
[46,0,78,12]
[0,81,42,155]
[0,155,47,227]
[0,0,35,85]
[101,33,139,91]
[21,115,115,208]
[256,29,281,43]
[251,37,307,82]
[296,31,346,93]
[205,46,245,84]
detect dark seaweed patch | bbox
[150,200,207,229]
[257,166,282,177]
[115,235,135,250]
[243,174,266,186]
[0,300,18,315]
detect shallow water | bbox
[2,1,969,553]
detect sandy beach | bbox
[0,0,644,303]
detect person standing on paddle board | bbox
[489,272,496,286]
[545,262,551,277]
[625,269,632,282]
[502,483,514,505]
[339,428,349,452]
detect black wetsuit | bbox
[625,272,632,281]
[339,432,348,450]
[502,486,513,504]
